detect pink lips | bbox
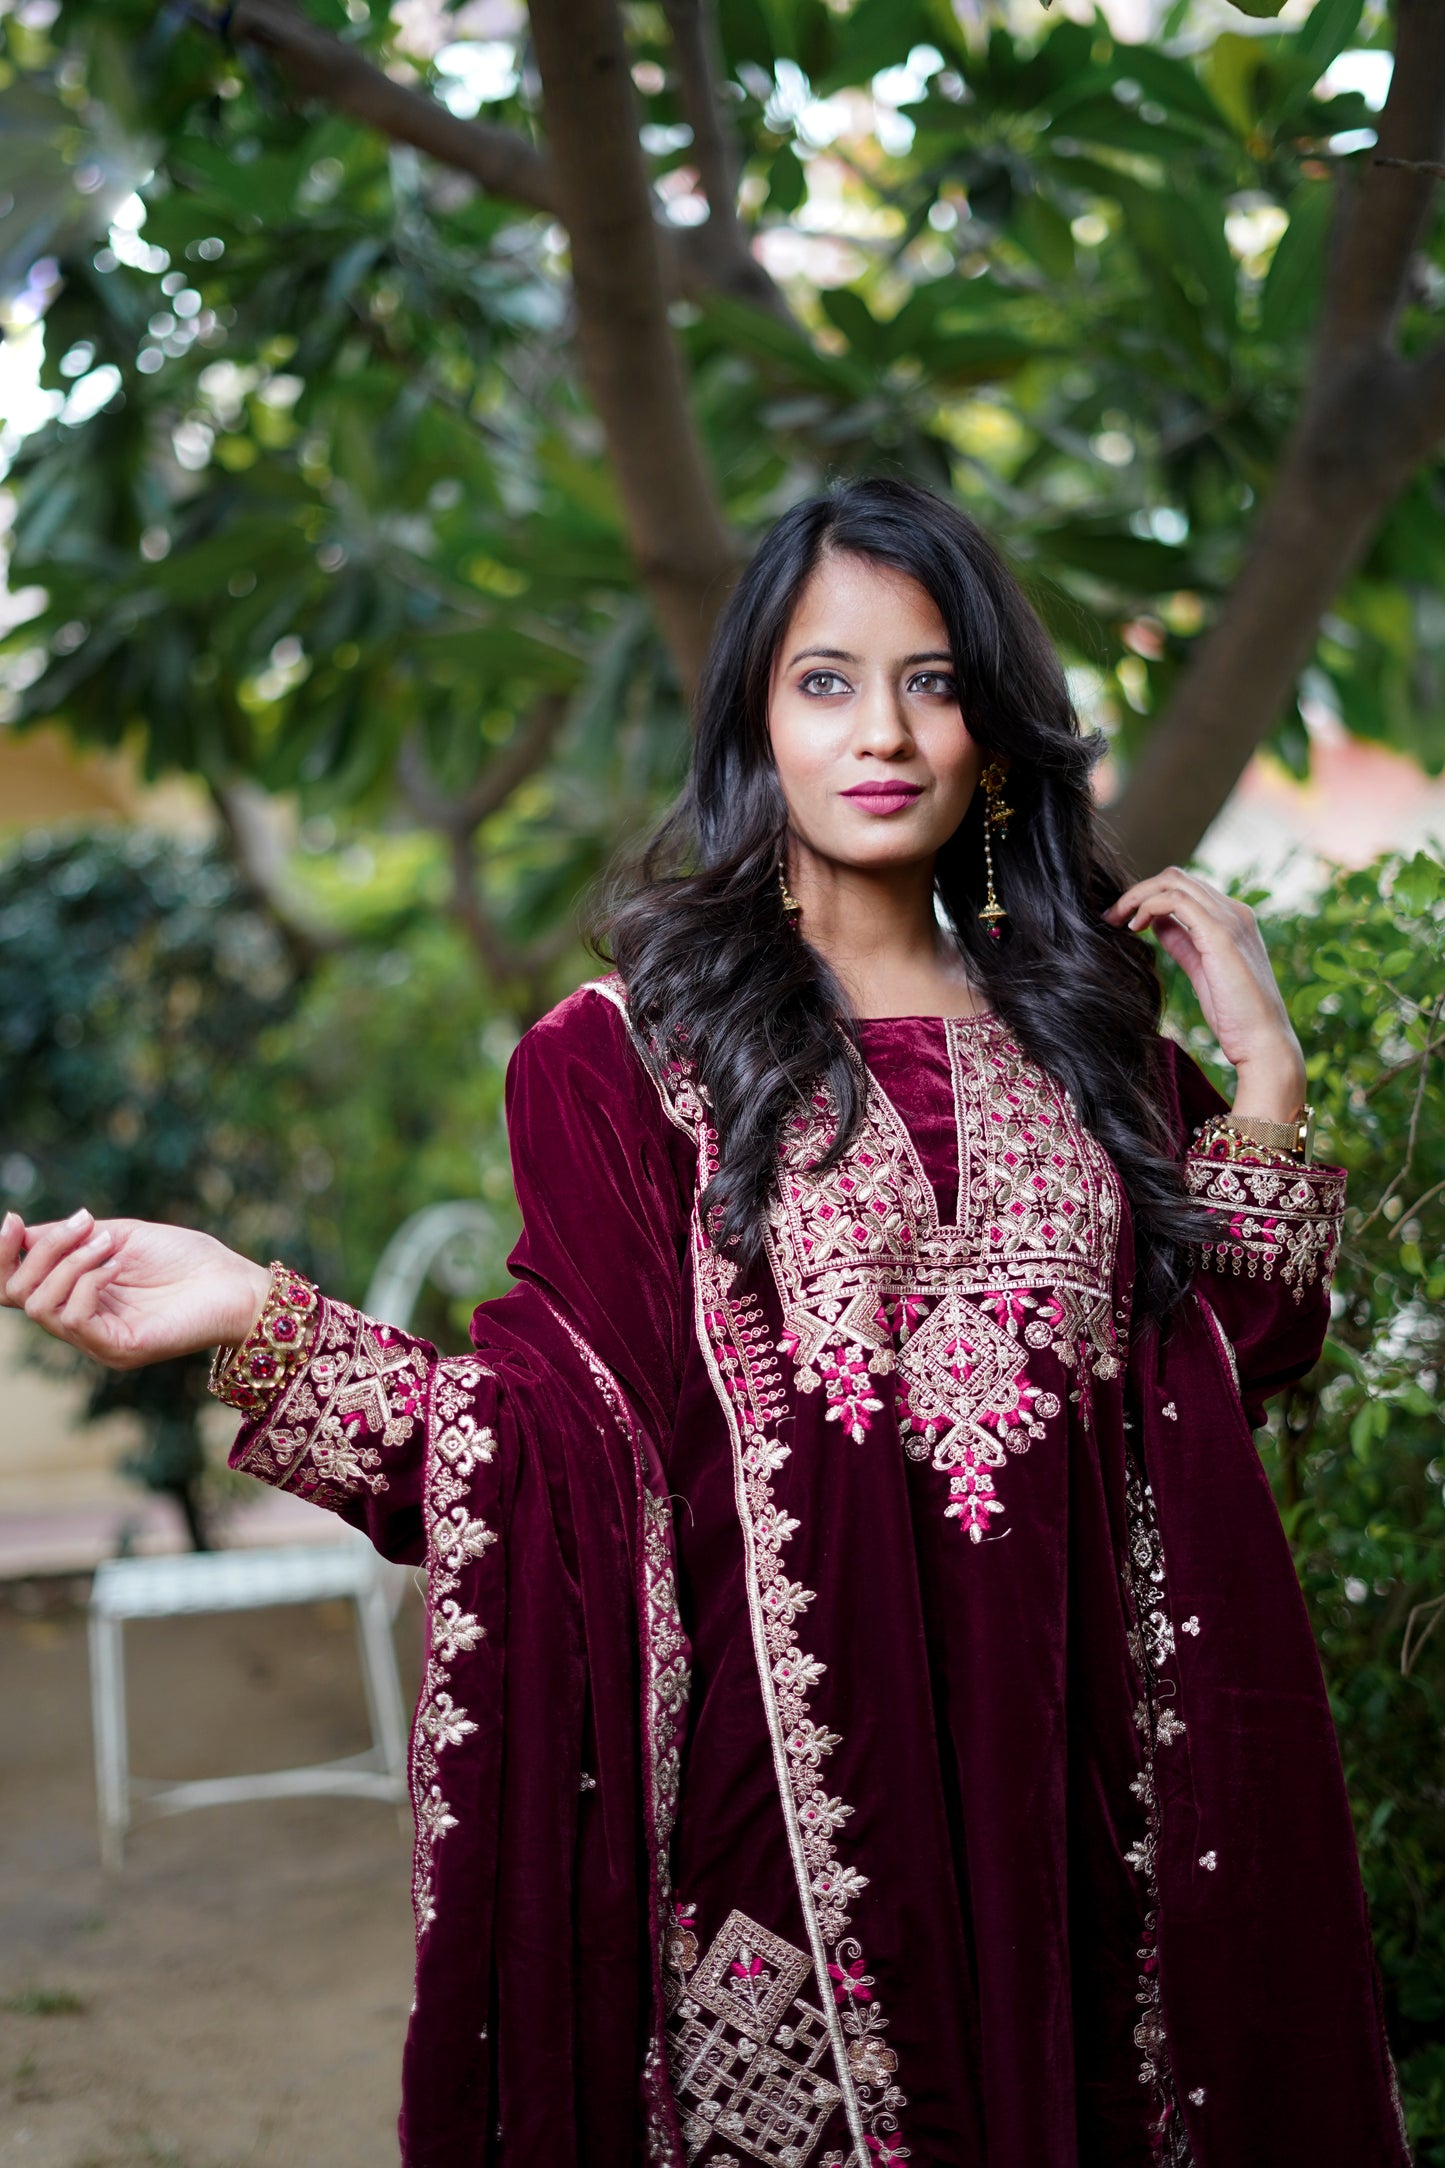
[840,781,924,816]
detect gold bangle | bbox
[1196,1106,1315,1166]
[208,1262,319,1414]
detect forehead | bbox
[782,551,948,649]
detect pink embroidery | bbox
[760,1019,1119,1542]
[828,1956,874,2005]
[820,1348,884,1440]
[1184,1149,1344,1300]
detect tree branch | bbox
[659,0,788,318]
[526,0,739,690]
[1106,0,1445,872]
[205,0,789,319]
[209,778,348,967]
[395,694,581,1012]
[218,0,559,213]
[1323,0,1445,352]
[396,691,570,836]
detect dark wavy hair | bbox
[603,476,1206,1322]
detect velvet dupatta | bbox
[227,981,1408,2167]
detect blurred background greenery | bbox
[1,0,1443,2150]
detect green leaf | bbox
[1037,521,1186,592]
[814,0,938,94]
[819,286,885,361]
[1226,0,1289,15]
[1011,192,1076,281]
[1294,0,1367,76]
[168,140,311,226]
[1260,181,1332,344]
[701,293,872,397]
[717,0,776,71]
[766,143,807,217]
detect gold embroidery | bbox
[1122,1454,1195,2168]
[666,1908,845,2166]
[763,1017,1123,1540]
[413,1353,495,1930]
[695,1242,909,2161]
[1184,1149,1344,1301]
[535,1289,692,2166]
[231,1302,495,1935]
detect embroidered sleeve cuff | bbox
[226,1292,432,1514]
[1184,1146,1345,1300]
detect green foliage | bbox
[1,0,1438,865]
[0,828,519,1538]
[1168,851,1445,2162]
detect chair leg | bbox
[89,1610,129,1872]
[354,1581,410,1801]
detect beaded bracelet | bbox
[207,1261,320,1415]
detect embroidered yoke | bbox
[226,984,1407,2168]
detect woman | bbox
[2,480,1406,2168]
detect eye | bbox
[908,670,958,699]
[799,669,852,697]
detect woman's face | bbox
[768,551,983,879]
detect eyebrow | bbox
[785,646,955,669]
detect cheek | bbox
[928,721,982,801]
[768,703,831,797]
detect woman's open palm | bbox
[0,1209,268,1371]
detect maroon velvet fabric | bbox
[228,988,1407,2167]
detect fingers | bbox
[2,1208,98,1309]
[61,1250,128,1339]
[1105,867,1253,939]
[23,1224,115,1335]
[0,1211,26,1287]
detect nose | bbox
[852,673,915,759]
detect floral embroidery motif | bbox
[1122,1455,1195,2168]
[893,1290,1062,1542]
[694,1242,909,2162]
[231,1303,428,1511]
[538,1290,692,2168]
[666,1907,846,2166]
[230,1301,496,1937]
[413,1353,497,1928]
[760,1017,1122,1543]
[1184,1148,1345,1301]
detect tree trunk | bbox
[526,0,740,693]
[1107,0,1445,871]
[1106,358,1428,873]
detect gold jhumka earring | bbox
[978,759,1013,939]
[778,860,802,921]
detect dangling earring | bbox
[978,758,1013,939]
[778,859,801,922]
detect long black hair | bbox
[603,476,1205,1322]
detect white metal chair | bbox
[88,1539,410,1870]
[85,1202,501,1868]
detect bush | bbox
[1168,851,1445,2162]
[0,829,517,1543]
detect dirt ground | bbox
[0,1578,427,2168]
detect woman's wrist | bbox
[225,1258,275,1348]
[1230,1042,1307,1125]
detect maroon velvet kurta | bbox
[228,981,1408,2168]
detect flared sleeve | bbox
[1157,1035,1344,1428]
[222,981,696,2168]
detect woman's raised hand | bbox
[0,1209,271,1371]
[1104,866,1307,1120]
